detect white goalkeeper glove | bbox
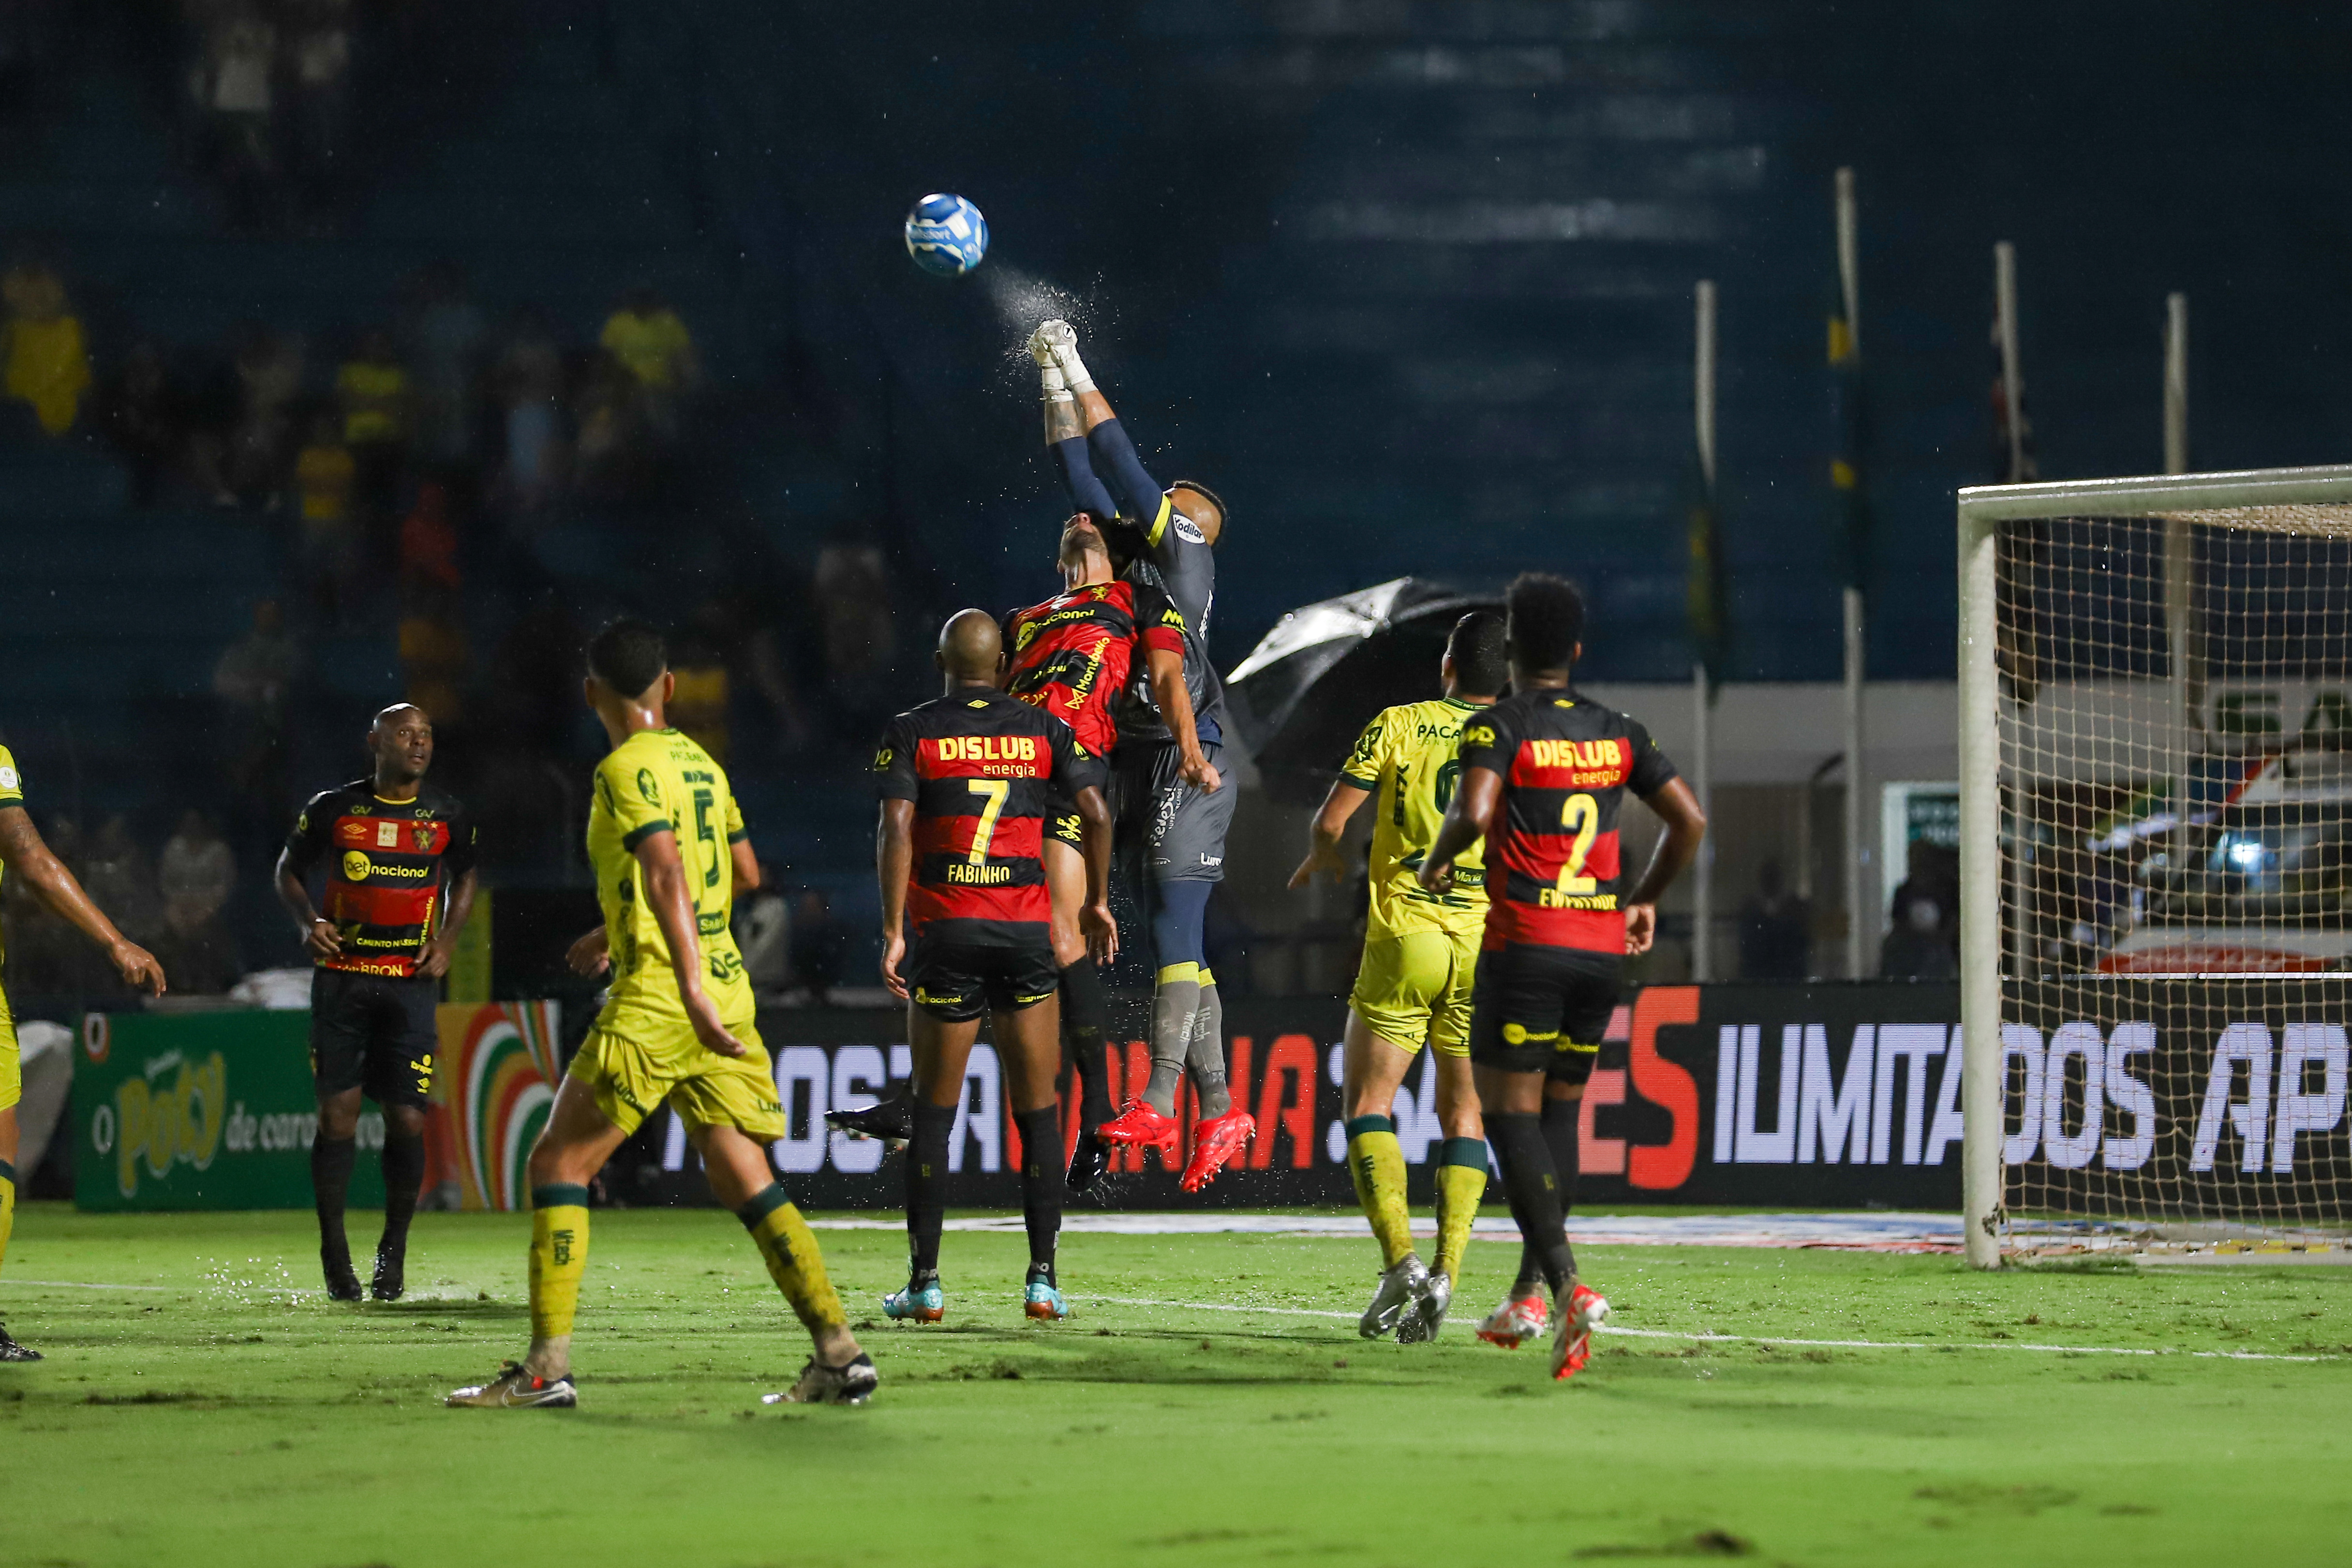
[1026,322,1071,402]
[1034,318,1094,395]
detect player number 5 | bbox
[966,778,1010,864]
[1557,792,1599,896]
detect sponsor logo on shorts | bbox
[1500,1022,1560,1046]
[912,987,967,1007]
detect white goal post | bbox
[1959,464,2352,1268]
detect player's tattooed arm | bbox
[1288,777,1371,890]
[1621,777,1707,956]
[634,828,747,1057]
[875,798,916,999]
[1417,766,1503,896]
[417,867,480,980]
[0,805,165,995]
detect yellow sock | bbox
[0,1159,15,1276]
[1344,1117,1414,1269]
[738,1185,846,1332]
[528,1184,590,1343]
[1432,1137,1489,1281]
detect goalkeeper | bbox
[1028,319,1250,1194]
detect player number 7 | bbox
[966,778,1011,865]
[1557,792,1599,896]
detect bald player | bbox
[277,703,479,1302]
[873,611,1114,1323]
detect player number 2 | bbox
[1557,792,1599,896]
[966,778,1011,865]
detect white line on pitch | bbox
[4,1278,169,1292]
[1072,1295,2328,1362]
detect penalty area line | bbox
[1072,1296,2328,1362]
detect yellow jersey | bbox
[586,728,752,1029]
[1339,697,1490,941]
[0,743,20,989]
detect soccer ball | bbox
[904,193,988,276]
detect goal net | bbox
[1958,466,2352,1266]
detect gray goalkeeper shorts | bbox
[1113,742,1235,885]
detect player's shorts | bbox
[1113,741,1236,885]
[308,967,438,1110]
[1042,783,1084,853]
[907,936,1059,1024]
[0,1000,17,1114]
[567,1015,784,1140]
[1468,943,1623,1084]
[1350,926,1480,1057]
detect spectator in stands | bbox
[282,0,352,224]
[787,890,848,1005]
[159,808,236,924]
[213,597,298,805]
[1,256,89,436]
[492,307,565,517]
[397,581,470,730]
[407,261,485,472]
[813,532,897,730]
[94,342,196,506]
[84,815,163,945]
[193,3,279,227]
[336,327,410,538]
[292,412,357,617]
[597,287,698,439]
[152,886,243,996]
[397,480,461,594]
[227,322,305,505]
[1738,858,1811,981]
[1880,890,1959,981]
[571,349,647,500]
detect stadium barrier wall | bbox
[78,988,2010,1211]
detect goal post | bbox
[1958,463,2352,1268]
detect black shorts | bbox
[1043,784,1084,852]
[309,967,438,1109]
[907,937,1060,1024]
[1468,943,1622,1083]
[1112,741,1235,886]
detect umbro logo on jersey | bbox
[968,700,988,709]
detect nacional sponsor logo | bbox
[936,734,1041,763]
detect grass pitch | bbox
[2,1204,2347,1568]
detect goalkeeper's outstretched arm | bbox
[1031,323,1121,523]
[1031,320,1164,525]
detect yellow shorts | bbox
[566,1016,785,1140]
[1349,927,1479,1057]
[0,1003,17,1114]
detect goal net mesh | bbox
[1994,506,2352,1245]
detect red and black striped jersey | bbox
[282,780,478,978]
[1002,580,1187,758]
[874,688,1104,946]
[1457,691,1677,954]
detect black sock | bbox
[1016,1105,1065,1264]
[1059,957,1115,1129]
[1518,1093,1582,1292]
[1014,1105,1063,1282]
[378,1131,427,1254]
[311,1135,357,1271]
[905,1101,957,1278]
[1487,1112,1577,1296]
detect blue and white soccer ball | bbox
[904,193,988,276]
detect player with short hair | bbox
[1290,611,1506,1344]
[277,703,479,1302]
[0,747,166,1361]
[1028,318,1251,1194]
[874,610,1114,1322]
[1419,574,1706,1380]
[448,619,872,1409]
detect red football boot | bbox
[1095,1098,1179,1153]
[1179,1108,1256,1193]
[1551,1282,1609,1381]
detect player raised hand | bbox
[1034,318,1095,395]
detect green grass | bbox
[2,1202,2348,1568]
